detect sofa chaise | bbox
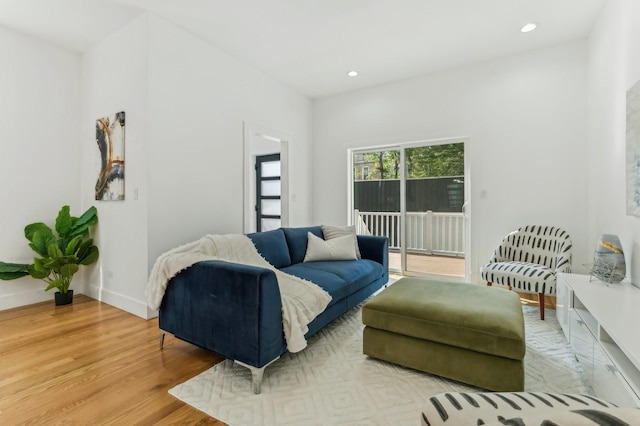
[157,226,389,393]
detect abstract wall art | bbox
[95,111,125,201]
[626,80,640,216]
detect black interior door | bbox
[255,153,281,232]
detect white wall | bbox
[81,15,150,317]
[79,13,313,318]
[587,0,640,283]
[0,25,81,310]
[145,14,313,265]
[8,4,626,312]
[313,41,590,283]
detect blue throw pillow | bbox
[246,228,291,268]
[282,226,323,264]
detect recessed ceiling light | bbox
[520,23,537,33]
[347,71,359,77]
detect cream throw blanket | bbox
[146,234,332,353]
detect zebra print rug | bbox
[169,304,589,425]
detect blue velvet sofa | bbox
[158,226,389,393]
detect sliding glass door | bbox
[352,149,402,270]
[403,143,465,276]
[351,140,468,279]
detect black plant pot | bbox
[55,290,74,306]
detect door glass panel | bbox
[261,180,281,196]
[261,199,281,216]
[261,218,281,231]
[351,142,466,277]
[261,161,280,178]
[352,149,401,272]
[404,142,465,276]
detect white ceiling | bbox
[0,0,605,98]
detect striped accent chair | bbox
[421,391,640,425]
[480,225,572,320]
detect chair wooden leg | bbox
[487,282,512,291]
[539,293,545,320]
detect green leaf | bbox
[64,236,82,256]
[29,229,56,257]
[0,271,30,280]
[43,257,62,270]
[29,262,50,279]
[43,256,76,271]
[76,239,94,260]
[77,238,93,251]
[60,263,79,279]
[44,278,64,292]
[79,246,99,265]
[47,243,64,259]
[69,206,98,239]
[32,257,47,271]
[55,206,72,239]
[0,262,31,280]
[24,222,50,243]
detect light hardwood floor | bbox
[0,295,224,425]
[1,285,554,425]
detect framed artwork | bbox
[626,81,640,216]
[95,111,125,201]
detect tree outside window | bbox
[361,144,463,180]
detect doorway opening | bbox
[243,123,289,233]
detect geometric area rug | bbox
[169,304,589,426]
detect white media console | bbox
[556,273,640,407]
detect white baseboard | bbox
[1,285,155,320]
[0,289,55,311]
[86,284,152,319]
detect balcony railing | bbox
[354,210,465,256]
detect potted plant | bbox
[0,205,99,305]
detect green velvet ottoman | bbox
[362,277,525,391]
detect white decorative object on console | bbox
[590,234,626,283]
[556,273,640,407]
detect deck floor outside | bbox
[388,251,465,276]
[387,252,555,308]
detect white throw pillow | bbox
[304,232,358,262]
[321,224,361,259]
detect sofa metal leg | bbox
[160,332,166,350]
[235,357,280,394]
